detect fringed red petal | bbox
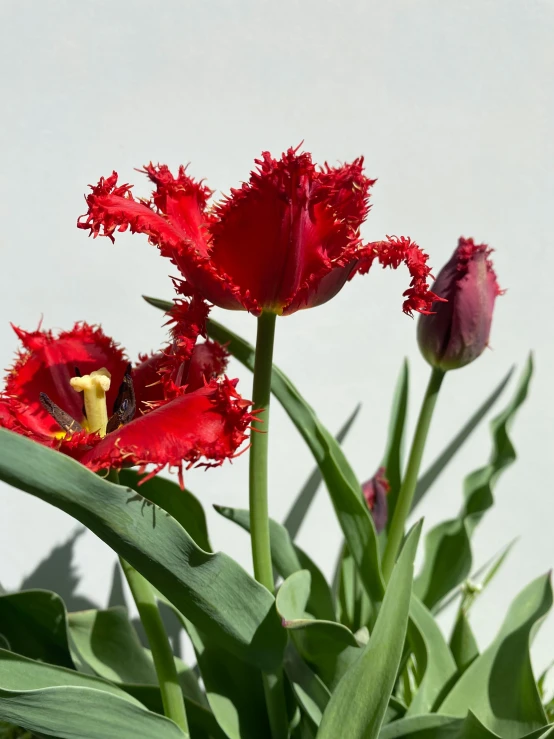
[79,149,440,317]
[4,322,128,437]
[354,236,444,315]
[79,378,253,482]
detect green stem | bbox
[106,470,188,734]
[249,313,289,738]
[249,310,277,593]
[382,366,445,581]
[120,558,189,734]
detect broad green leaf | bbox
[382,359,409,526]
[283,642,330,729]
[68,607,158,685]
[415,357,533,611]
[412,367,513,510]
[205,317,385,604]
[449,611,479,675]
[0,429,286,672]
[119,470,211,552]
[122,684,225,739]
[0,647,142,704]
[184,619,270,739]
[439,573,552,737]
[276,571,360,690]
[316,522,422,739]
[283,404,361,541]
[0,590,73,669]
[215,506,334,621]
[406,597,457,716]
[379,711,504,738]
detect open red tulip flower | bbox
[0,298,252,485]
[78,147,440,316]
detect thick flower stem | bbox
[382,366,445,582]
[249,312,289,738]
[120,557,189,734]
[249,310,277,593]
[106,470,188,734]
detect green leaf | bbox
[0,648,189,738]
[184,619,270,739]
[283,642,330,729]
[0,429,286,672]
[276,571,360,690]
[316,522,422,739]
[382,359,409,526]
[439,573,552,737]
[415,357,533,610]
[406,596,457,716]
[413,366,514,510]
[68,607,158,685]
[205,317,385,605]
[121,684,225,739]
[449,610,479,675]
[283,404,361,541]
[143,295,174,312]
[0,590,73,669]
[379,711,506,738]
[119,470,211,552]
[215,505,335,621]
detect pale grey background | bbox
[1,0,553,667]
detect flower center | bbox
[69,368,111,437]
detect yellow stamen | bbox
[70,368,111,437]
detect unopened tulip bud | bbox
[362,467,390,533]
[417,237,501,371]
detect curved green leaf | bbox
[415,357,533,610]
[449,610,479,675]
[283,404,361,541]
[205,317,385,604]
[184,618,270,739]
[316,522,422,739]
[0,429,286,672]
[215,506,334,621]
[382,359,409,526]
[439,573,552,737]
[119,470,211,552]
[413,367,514,510]
[379,711,504,738]
[68,607,158,685]
[283,642,330,729]
[406,597,457,716]
[0,590,73,669]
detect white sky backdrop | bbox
[1,0,553,668]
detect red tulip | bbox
[417,237,502,371]
[78,147,439,317]
[0,298,252,485]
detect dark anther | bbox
[39,392,83,434]
[106,364,136,434]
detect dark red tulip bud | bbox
[362,467,390,533]
[417,237,502,371]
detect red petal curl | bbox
[79,378,253,481]
[354,236,445,316]
[78,171,250,312]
